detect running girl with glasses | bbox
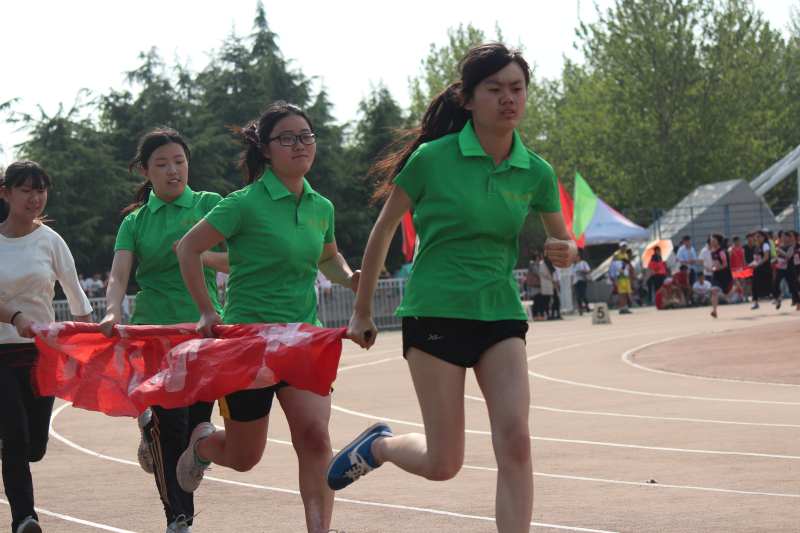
[326,43,577,532]
[176,101,359,533]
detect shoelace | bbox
[169,513,198,532]
[344,451,372,480]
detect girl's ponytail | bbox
[228,121,269,186]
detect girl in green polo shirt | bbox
[175,101,359,533]
[326,43,578,531]
[99,127,226,533]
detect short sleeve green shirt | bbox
[204,169,334,326]
[115,186,222,325]
[393,120,561,321]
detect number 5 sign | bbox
[592,303,612,325]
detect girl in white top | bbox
[0,161,92,533]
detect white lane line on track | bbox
[49,404,615,533]
[620,337,800,387]
[331,404,800,459]
[0,499,137,532]
[463,394,800,428]
[340,347,401,360]
[460,467,800,498]
[528,370,800,405]
[526,332,649,362]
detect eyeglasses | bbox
[266,133,317,146]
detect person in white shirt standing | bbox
[571,250,591,314]
[677,235,698,285]
[0,161,92,533]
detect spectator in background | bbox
[572,250,590,314]
[616,253,632,314]
[792,231,800,310]
[748,230,773,310]
[691,272,712,306]
[615,240,628,261]
[549,263,562,320]
[742,232,756,301]
[527,253,543,318]
[772,230,798,310]
[216,270,229,306]
[673,265,691,305]
[536,255,555,321]
[647,245,667,302]
[729,236,745,275]
[655,278,682,310]
[677,235,698,285]
[697,238,714,277]
[84,272,105,298]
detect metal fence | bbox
[54,273,530,330]
[623,199,800,246]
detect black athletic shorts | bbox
[218,381,290,422]
[401,316,528,368]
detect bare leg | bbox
[373,349,467,481]
[277,387,334,533]
[195,416,269,472]
[474,338,533,533]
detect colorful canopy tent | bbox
[558,173,651,247]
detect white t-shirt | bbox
[692,280,712,294]
[0,222,92,343]
[572,260,590,284]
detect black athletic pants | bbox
[145,401,214,526]
[773,266,799,303]
[0,344,53,533]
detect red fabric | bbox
[557,181,585,248]
[32,322,347,418]
[732,268,753,279]
[655,289,664,310]
[674,271,688,287]
[401,210,416,263]
[730,247,745,271]
[649,260,667,276]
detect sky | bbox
[1,0,798,168]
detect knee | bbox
[227,450,262,473]
[29,442,48,463]
[292,423,331,458]
[494,428,531,468]
[423,452,463,481]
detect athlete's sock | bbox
[194,439,211,465]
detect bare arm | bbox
[539,211,578,268]
[318,241,359,292]
[99,250,134,337]
[349,187,414,349]
[171,240,229,274]
[177,219,226,337]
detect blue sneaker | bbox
[327,423,393,490]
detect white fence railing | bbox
[54,271,528,330]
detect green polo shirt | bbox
[204,169,334,326]
[115,186,223,325]
[393,120,561,321]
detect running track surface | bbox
[2,304,797,532]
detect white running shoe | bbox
[138,408,154,474]
[176,422,215,492]
[166,514,192,532]
[16,516,41,533]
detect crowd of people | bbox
[0,43,574,533]
[626,230,799,318]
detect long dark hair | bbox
[122,126,191,216]
[0,160,53,223]
[367,42,530,204]
[228,101,314,186]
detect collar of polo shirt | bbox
[457,119,530,170]
[260,168,318,201]
[146,185,195,213]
